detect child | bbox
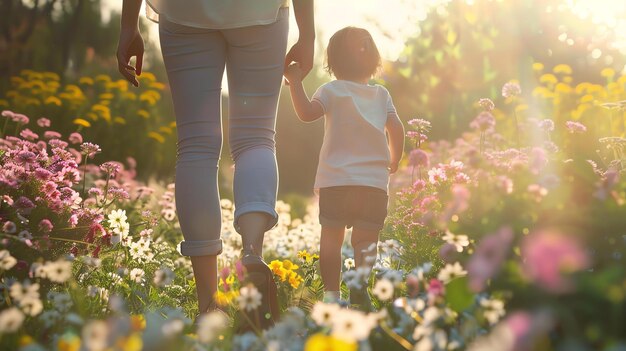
[284,26,405,310]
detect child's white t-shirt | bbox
[312,80,398,193]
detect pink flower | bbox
[470,111,496,132]
[80,142,101,158]
[427,278,444,297]
[502,81,521,98]
[19,129,39,141]
[467,227,514,292]
[521,229,589,294]
[13,196,35,213]
[43,131,62,140]
[38,219,54,233]
[69,214,79,228]
[12,113,29,125]
[477,98,495,111]
[68,132,83,144]
[49,139,68,149]
[2,221,17,234]
[100,161,122,177]
[37,118,51,128]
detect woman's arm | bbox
[386,114,405,174]
[284,64,324,122]
[284,0,315,77]
[117,0,144,87]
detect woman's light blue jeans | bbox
[159,9,289,256]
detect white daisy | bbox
[20,297,43,316]
[0,307,25,333]
[196,310,229,343]
[153,268,175,287]
[237,284,262,312]
[344,258,355,270]
[442,230,470,252]
[107,209,127,229]
[372,279,394,301]
[310,301,340,327]
[437,262,467,283]
[82,320,109,351]
[331,309,374,342]
[0,250,17,270]
[480,298,506,325]
[9,282,40,303]
[129,268,145,284]
[45,259,73,283]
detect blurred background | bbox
[2,0,626,203]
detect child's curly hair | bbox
[324,26,382,81]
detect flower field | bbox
[0,60,625,351]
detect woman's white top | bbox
[312,80,398,193]
[146,0,290,29]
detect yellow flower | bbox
[99,93,114,100]
[304,334,357,351]
[601,68,615,78]
[139,72,157,82]
[553,64,572,75]
[555,82,572,94]
[43,71,60,81]
[115,333,143,351]
[149,82,166,90]
[137,109,150,119]
[226,274,236,285]
[114,117,127,125]
[19,335,34,346]
[282,259,299,271]
[130,315,146,331]
[539,73,557,85]
[298,250,310,261]
[288,271,303,289]
[73,118,91,128]
[214,289,239,306]
[95,74,111,83]
[169,121,177,128]
[44,96,63,106]
[580,94,594,104]
[269,260,283,273]
[79,77,94,85]
[57,334,81,351]
[159,126,173,134]
[148,131,165,143]
[532,62,544,71]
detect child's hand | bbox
[389,161,400,174]
[284,62,304,85]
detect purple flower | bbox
[565,121,587,133]
[34,168,53,181]
[16,150,37,164]
[408,149,430,167]
[467,227,514,292]
[537,119,555,132]
[13,196,35,213]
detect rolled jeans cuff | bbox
[179,239,223,256]
[234,202,279,234]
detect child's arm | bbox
[284,63,324,122]
[386,113,405,174]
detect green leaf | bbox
[445,276,475,313]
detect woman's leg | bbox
[222,9,289,254]
[351,229,380,270]
[159,20,227,313]
[320,226,346,292]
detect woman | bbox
[116,0,315,329]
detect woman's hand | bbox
[117,27,144,87]
[284,39,314,78]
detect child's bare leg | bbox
[320,225,346,294]
[351,228,379,270]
